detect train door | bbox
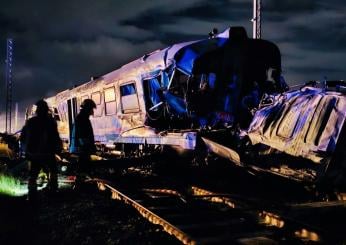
[67,97,78,137]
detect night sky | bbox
[0,0,345,131]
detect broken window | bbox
[142,73,167,125]
[143,75,163,112]
[104,87,117,115]
[168,68,190,99]
[120,82,140,113]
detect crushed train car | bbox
[29,26,287,156]
[203,82,346,187]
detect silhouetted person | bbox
[69,99,96,187]
[20,99,62,202]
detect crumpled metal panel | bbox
[202,137,241,165]
[247,87,346,164]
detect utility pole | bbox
[252,0,262,39]
[5,38,14,133]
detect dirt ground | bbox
[0,183,181,245]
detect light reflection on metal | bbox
[201,137,241,166]
[259,211,284,228]
[96,180,196,245]
[97,182,106,191]
[90,154,104,161]
[191,186,236,208]
[143,188,186,202]
[252,0,261,39]
[294,228,320,242]
[337,193,346,201]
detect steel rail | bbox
[85,177,344,244]
[89,178,196,245]
[190,186,322,242]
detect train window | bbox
[120,82,140,113]
[91,92,101,105]
[58,103,68,122]
[81,95,89,101]
[143,76,162,111]
[104,87,117,115]
[79,95,89,113]
[120,83,136,96]
[91,92,102,117]
[80,95,89,107]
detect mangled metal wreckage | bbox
[203,83,346,186]
[38,26,345,185]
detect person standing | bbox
[69,99,96,186]
[20,99,62,201]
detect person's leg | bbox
[28,160,40,201]
[74,154,90,189]
[47,156,58,193]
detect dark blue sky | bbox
[0,0,345,130]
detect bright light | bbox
[0,174,27,196]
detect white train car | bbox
[43,26,286,156]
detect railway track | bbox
[85,175,346,245]
[1,150,345,244]
[3,150,343,244]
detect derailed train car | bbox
[40,26,287,156]
[247,83,346,185]
[30,25,345,187]
[203,82,346,187]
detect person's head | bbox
[80,99,96,116]
[35,99,49,117]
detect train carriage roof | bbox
[53,27,281,100]
[103,28,236,82]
